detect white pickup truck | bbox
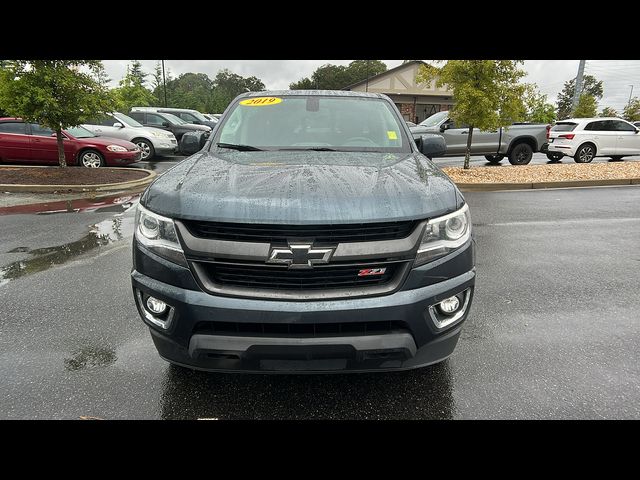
[410,111,552,165]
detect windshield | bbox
[189,111,209,123]
[66,126,96,138]
[163,113,187,125]
[419,111,449,127]
[113,112,143,127]
[213,95,411,153]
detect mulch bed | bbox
[0,167,148,186]
[442,162,640,184]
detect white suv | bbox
[82,112,178,161]
[548,117,640,162]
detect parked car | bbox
[633,121,640,129]
[547,117,640,162]
[131,107,217,129]
[82,112,177,161]
[0,118,140,167]
[131,90,475,373]
[409,111,550,165]
[128,110,211,143]
[406,121,416,127]
[202,114,219,123]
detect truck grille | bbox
[199,261,398,290]
[193,320,410,337]
[182,220,418,243]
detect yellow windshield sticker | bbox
[387,131,398,140]
[240,97,283,107]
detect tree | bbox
[152,61,165,105]
[342,60,387,86]
[523,85,556,124]
[417,60,527,169]
[111,61,156,113]
[600,106,619,118]
[129,60,147,86]
[556,75,603,120]
[290,60,387,90]
[209,69,265,113]
[151,72,214,111]
[573,93,598,118]
[622,97,640,121]
[0,60,113,167]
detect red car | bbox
[0,118,141,167]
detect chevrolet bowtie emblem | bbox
[267,244,335,269]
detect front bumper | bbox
[151,139,179,156]
[131,239,475,373]
[105,151,141,166]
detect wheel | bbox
[574,143,596,163]
[132,138,155,160]
[78,149,105,168]
[485,154,504,164]
[508,143,533,165]
[546,152,564,162]
[609,156,624,162]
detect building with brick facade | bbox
[344,60,454,124]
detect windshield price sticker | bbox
[240,97,283,107]
[387,131,398,140]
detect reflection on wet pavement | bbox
[0,210,135,285]
[160,361,455,420]
[64,346,117,371]
[0,193,140,216]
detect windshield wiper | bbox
[278,147,339,151]
[216,142,263,151]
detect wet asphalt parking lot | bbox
[1,155,639,419]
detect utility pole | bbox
[365,60,370,92]
[162,60,167,107]
[627,85,634,110]
[570,60,586,115]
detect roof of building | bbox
[342,60,429,90]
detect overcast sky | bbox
[103,60,640,113]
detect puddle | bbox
[0,193,140,216]
[0,210,136,285]
[64,346,117,371]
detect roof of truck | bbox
[236,90,390,100]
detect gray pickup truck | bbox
[410,111,552,165]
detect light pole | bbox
[627,85,634,110]
[162,60,167,107]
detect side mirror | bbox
[192,120,201,125]
[416,134,446,159]
[440,123,451,132]
[113,122,124,128]
[635,128,639,134]
[179,131,206,155]
[162,121,170,127]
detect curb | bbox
[0,166,157,193]
[455,178,640,192]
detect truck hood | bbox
[142,150,459,224]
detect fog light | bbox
[146,296,167,315]
[438,296,460,315]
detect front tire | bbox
[132,138,155,161]
[574,144,596,163]
[78,149,105,168]
[546,152,564,162]
[508,143,533,165]
[485,154,504,164]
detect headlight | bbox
[414,204,471,267]
[150,131,164,138]
[107,145,127,152]
[135,204,187,267]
